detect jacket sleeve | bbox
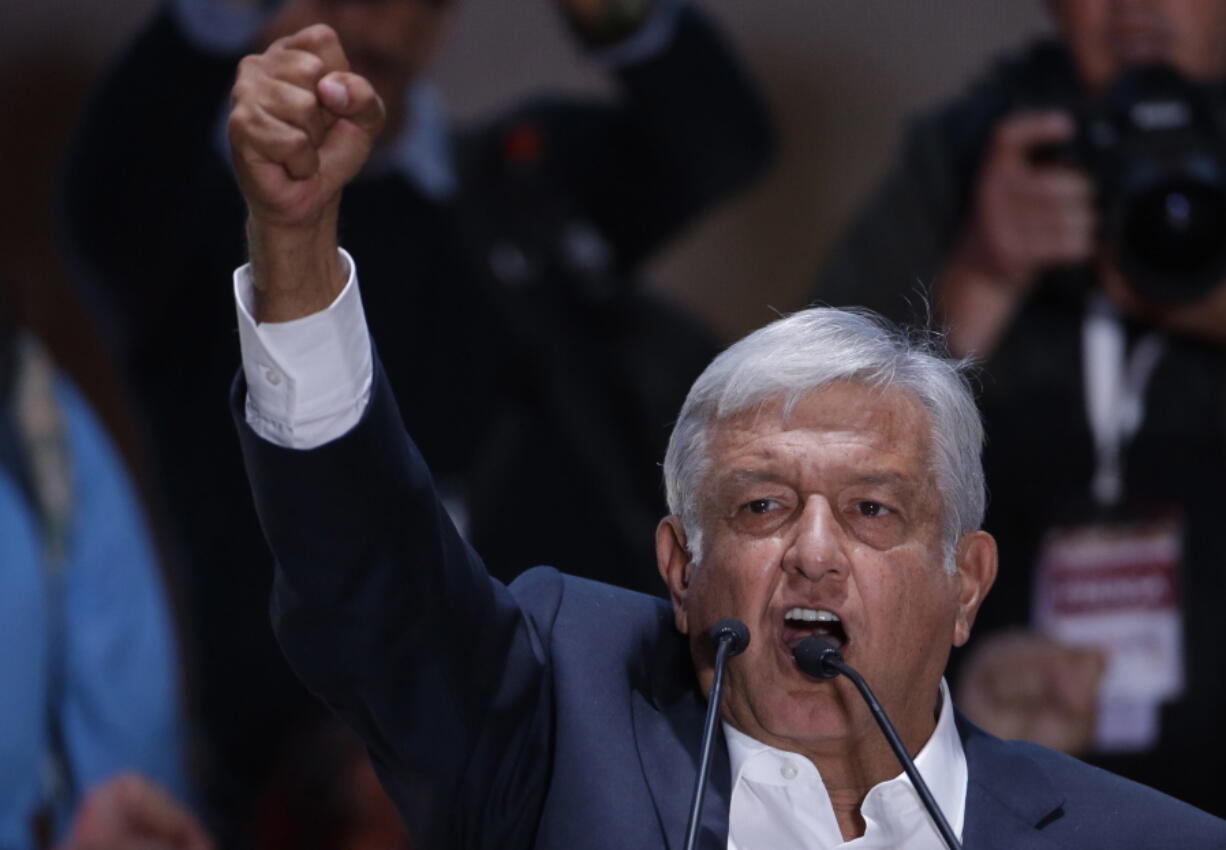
[234,354,558,848]
[540,4,776,273]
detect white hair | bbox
[662,307,985,570]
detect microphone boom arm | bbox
[794,638,963,850]
[683,618,749,850]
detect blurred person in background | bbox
[57,773,211,850]
[251,714,411,850]
[54,743,401,850]
[0,279,189,848]
[814,0,1226,816]
[62,0,772,839]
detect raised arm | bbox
[228,27,557,845]
[228,22,380,319]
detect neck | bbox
[798,688,942,841]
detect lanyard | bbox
[1081,292,1165,507]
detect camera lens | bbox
[1118,178,1226,302]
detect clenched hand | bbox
[228,24,385,321]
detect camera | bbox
[1038,64,1226,303]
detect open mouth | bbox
[782,607,847,651]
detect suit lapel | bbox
[631,641,1074,850]
[631,632,731,850]
[957,713,1066,849]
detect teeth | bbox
[784,607,840,623]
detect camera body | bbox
[1038,64,1226,303]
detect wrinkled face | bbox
[658,381,994,756]
[1050,0,1226,90]
[261,0,454,134]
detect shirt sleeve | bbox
[234,248,373,449]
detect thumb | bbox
[994,110,1076,167]
[316,71,386,182]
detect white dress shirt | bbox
[725,679,966,849]
[234,251,371,449]
[233,256,969,847]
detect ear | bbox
[656,516,693,635]
[951,530,998,647]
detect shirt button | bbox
[780,762,798,780]
[265,368,283,387]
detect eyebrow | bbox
[718,469,913,489]
[854,472,910,487]
[722,469,783,486]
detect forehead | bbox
[704,381,935,483]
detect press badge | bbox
[1032,514,1184,753]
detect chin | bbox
[755,686,858,750]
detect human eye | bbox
[844,497,905,548]
[747,498,780,514]
[727,493,794,535]
[856,500,890,518]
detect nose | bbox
[782,496,850,583]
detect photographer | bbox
[814,0,1226,816]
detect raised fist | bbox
[956,630,1106,757]
[228,23,385,229]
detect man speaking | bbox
[227,22,1226,848]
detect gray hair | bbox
[662,307,984,569]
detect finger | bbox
[109,774,205,842]
[1050,648,1106,714]
[252,79,335,148]
[1027,170,1094,205]
[992,111,1077,171]
[68,774,210,850]
[1022,211,1096,264]
[274,23,349,75]
[231,107,320,180]
[1002,661,1049,703]
[246,46,328,93]
[316,71,386,180]
[1054,221,1096,262]
[317,71,384,133]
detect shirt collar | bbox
[722,678,967,835]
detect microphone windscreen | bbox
[792,635,842,680]
[709,618,750,656]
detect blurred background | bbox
[1,0,1049,363]
[29,1,1226,847]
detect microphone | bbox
[793,637,962,850]
[683,618,750,850]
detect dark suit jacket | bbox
[236,358,1226,849]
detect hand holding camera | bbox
[938,110,1093,355]
[943,64,1226,353]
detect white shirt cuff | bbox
[234,248,373,449]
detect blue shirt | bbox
[0,371,186,847]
